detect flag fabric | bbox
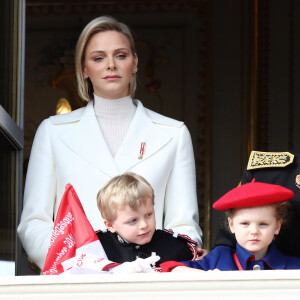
[42,183,113,275]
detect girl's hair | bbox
[225,201,290,230]
[271,201,290,226]
[75,15,137,101]
[97,173,154,222]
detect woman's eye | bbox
[146,213,153,218]
[94,56,103,61]
[116,54,126,59]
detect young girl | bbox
[161,179,300,272]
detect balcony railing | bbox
[1,270,300,299]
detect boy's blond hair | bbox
[97,173,154,222]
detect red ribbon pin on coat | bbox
[138,142,146,159]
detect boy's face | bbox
[104,197,156,245]
[228,205,282,260]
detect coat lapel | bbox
[59,100,171,176]
[59,101,120,177]
[114,100,171,173]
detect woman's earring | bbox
[133,68,138,73]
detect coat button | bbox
[135,245,140,249]
[253,264,261,271]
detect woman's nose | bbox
[107,56,116,70]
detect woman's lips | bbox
[104,75,121,80]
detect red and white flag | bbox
[42,184,113,275]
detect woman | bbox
[18,16,203,270]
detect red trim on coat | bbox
[102,262,120,271]
[160,261,187,272]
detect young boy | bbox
[96,173,198,269]
[161,179,300,272]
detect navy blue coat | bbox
[182,242,300,270]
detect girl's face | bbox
[228,205,282,259]
[83,30,138,99]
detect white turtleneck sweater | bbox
[94,95,137,157]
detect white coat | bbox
[17,100,202,269]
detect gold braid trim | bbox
[247,151,294,170]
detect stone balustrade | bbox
[1,270,300,299]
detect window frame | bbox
[0,0,25,276]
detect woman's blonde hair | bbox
[97,173,154,222]
[75,15,137,101]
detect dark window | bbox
[0,0,24,276]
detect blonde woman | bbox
[18,16,203,270]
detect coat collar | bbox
[114,99,171,171]
[58,100,171,177]
[59,100,119,177]
[235,242,287,270]
[259,242,287,269]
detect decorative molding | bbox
[195,2,211,249]
[26,0,207,15]
[2,271,300,298]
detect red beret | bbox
[213,179,294,211]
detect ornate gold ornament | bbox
[247,151,294,170]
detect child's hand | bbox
[195,244,209,260]
[109,255,160,274]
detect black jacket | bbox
[97,229,197,265]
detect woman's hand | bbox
[195,244,209,259]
